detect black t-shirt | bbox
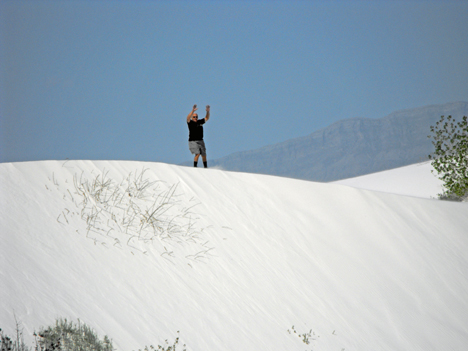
[187,118,205,141]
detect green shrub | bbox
[428,115,468,201]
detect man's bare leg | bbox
[193,154,207,168]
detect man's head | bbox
[192,113,198,121]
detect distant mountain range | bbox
[192,101,468,182]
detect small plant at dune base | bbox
[288,325,315,349]
[34,319,113,351]
[428,115,468,201]
[287,325,345,351]
[135,331,186,351]
[54,168,214,263]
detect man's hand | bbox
[206,105,210,112]
[187,104,198,123]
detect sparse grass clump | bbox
[53,168,214,263]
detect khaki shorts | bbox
[189,140,206,156]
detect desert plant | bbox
[34,319,113,351]
[287,325,346,351]
[135,331,186,351]
[428,115,468,201]
[287,325,315,347]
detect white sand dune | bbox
[333,161,444,198]
[1,160,467,350]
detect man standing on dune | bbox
[187,104,210,168]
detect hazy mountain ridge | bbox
[206,101,468,181]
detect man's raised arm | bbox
[205,105,210,122]
[187,104,197,123]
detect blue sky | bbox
[1,0,468,164]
